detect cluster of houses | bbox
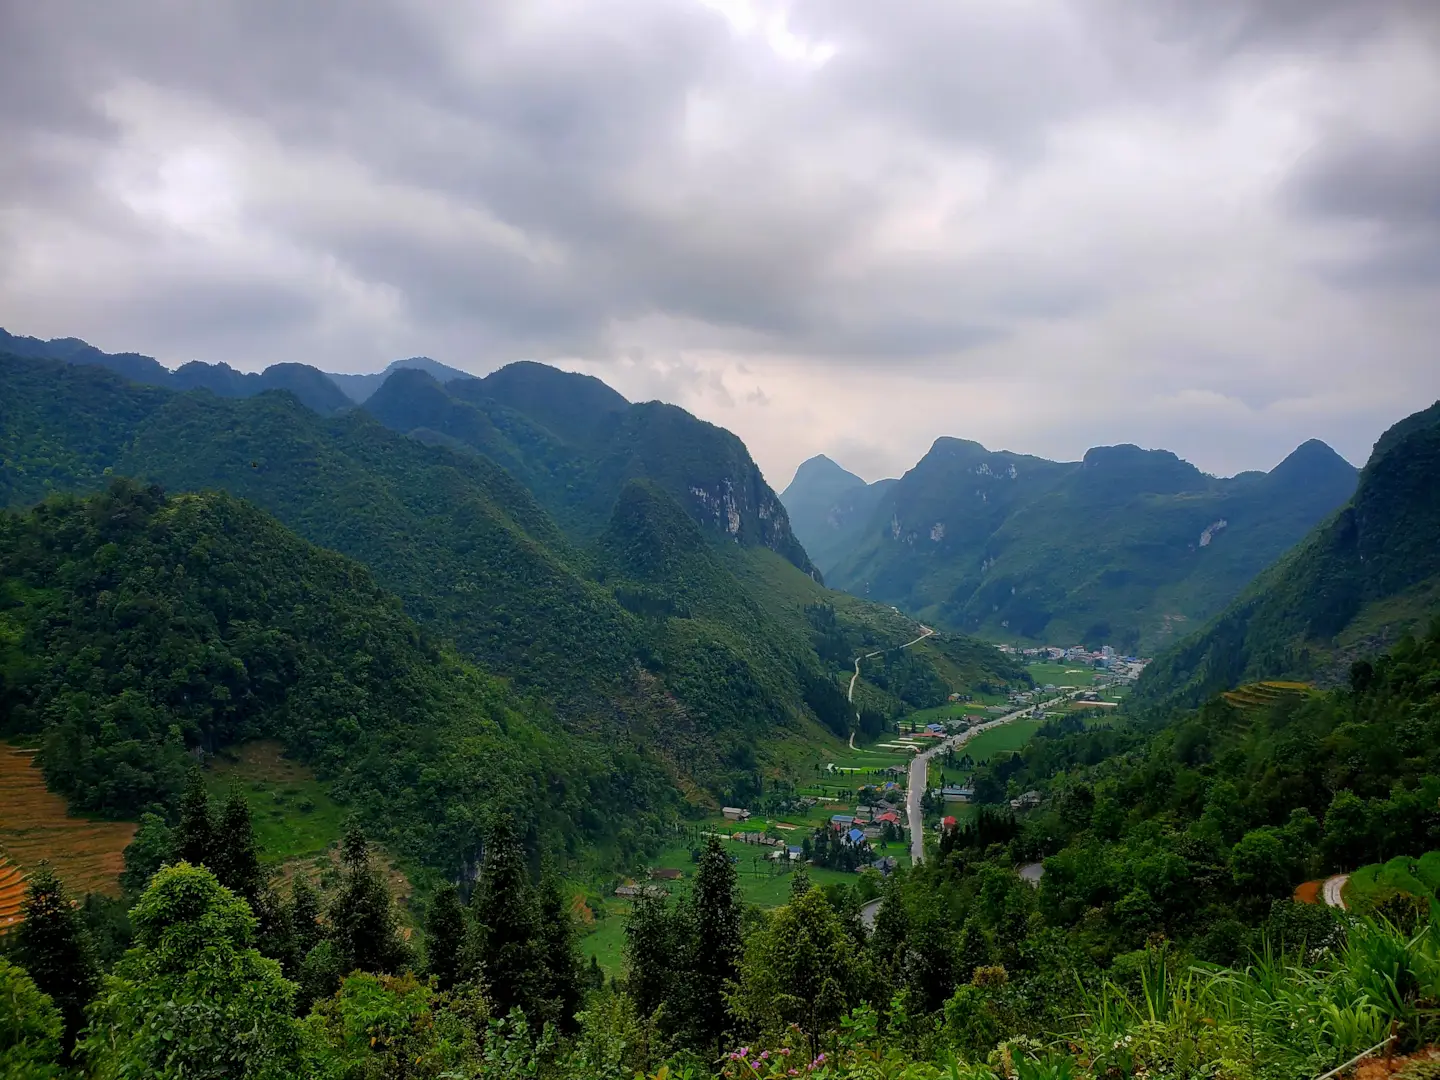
[994,643,1150,684]
[828,806,902,847]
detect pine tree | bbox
[424,882,469,992]
[623,892,677,1019]
[173,770,216,867]
[15,863,100,1054]
[472,815,543,1020]
[328,821,411,975]
[211,792,264,905]
[684,836,741,1053]
[290,874,323,960]
[535,874,584,1032]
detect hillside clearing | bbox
[207,740,349,863]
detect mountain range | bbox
[325,355,474,403]
[1134,398,1440,708]
[0,327,354,416]
[0,331,1026,872]
[782,436,1358,653]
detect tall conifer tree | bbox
[472,815,543,1019]
[684,836,741,1052]
[535,873,584,1032]
[173,771,215,867]
[211,792,264,905]
[328,821,411,974]
[623,892,676,1020]
[424,882,469,992]
[15,863,100,1054]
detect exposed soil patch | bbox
[1353,1045,1439,1080]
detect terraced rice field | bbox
[0,857,26,934]
[1221,681,1313,712]
[0,745,135,897]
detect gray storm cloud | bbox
[0,0,1437,487]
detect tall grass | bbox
[1064,907,1440,1080]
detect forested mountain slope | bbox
[0,350,1022,811]
[0,481,672,870]
[0,327,352,415]
[325,354,474,402]
[792,435,1356,652]
[1135,399,1440,709]
[780,454,896,575]
[952,622,1440,956]
[364,365,816,574]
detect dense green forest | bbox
[1135,399,1440,710]
[784,437,1357,653]
[0,350,1022,806]
[0,481,673,869]
[365,362,817,571]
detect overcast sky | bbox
[3,1,1438,487]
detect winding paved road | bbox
[1323,874,1349,909]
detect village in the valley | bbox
[605,644,1148,900]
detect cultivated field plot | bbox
[645,831,877,909]
[906,701,997,726]
[0,857,25,933]
[1221,681,1313,712]
[958,719,1045,763]
[0,745,135,897]
[1026,662,1097,688]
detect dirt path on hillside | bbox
[848,625,934,716]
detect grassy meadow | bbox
[1025,661,1096,687]
[1345,851,1440,909]
[207,740,349,863]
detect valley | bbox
[2,329,1439,1080]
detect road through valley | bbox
[905,694,1070,864]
